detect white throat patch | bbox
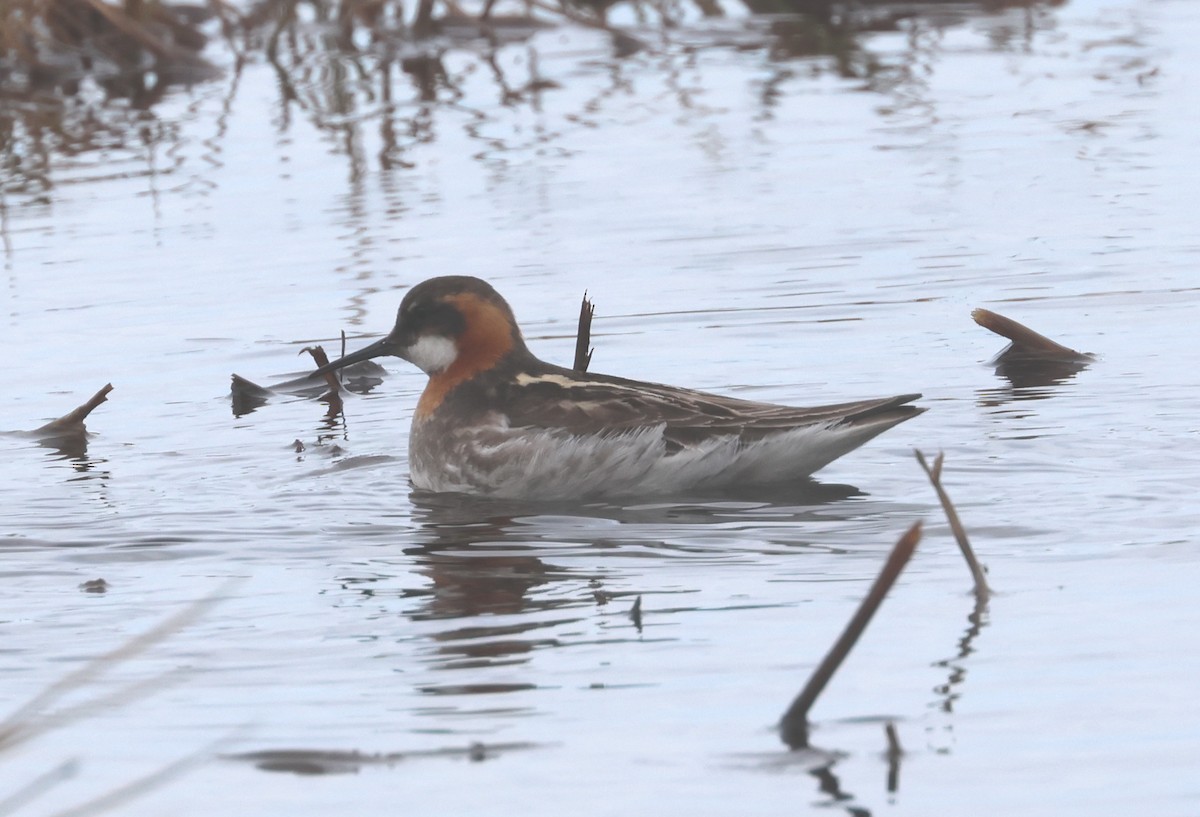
[404,335,458,374]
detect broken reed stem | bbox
[33,384,113,435]
[573,292,594,373]
[885,721,902,793]
[885,721,902,758]
[301,345,342,395]
[779,521,923,750]
[914,450,990,600]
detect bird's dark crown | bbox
[393,276,523,348]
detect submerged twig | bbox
[779,522,923,750]
[573,292,595,373]
[915,450,989,600]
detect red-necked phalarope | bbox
[315,276,924,499]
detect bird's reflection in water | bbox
[401,478,865,616]
[333,480,880,684]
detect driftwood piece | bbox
[972,308,1092,363]
[973,308,1093,388]
[32,384,113,437]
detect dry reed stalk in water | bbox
[629,595,642,632]
[778,521,923,750]
[301,345,343,394]
[885,721,902,792]
[914,450,990,599]
[573,292,594,373]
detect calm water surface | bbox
[2,0,1199,813]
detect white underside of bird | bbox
[408,412,899,499]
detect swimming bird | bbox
[314,276,923,499]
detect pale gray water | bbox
[2,0,1199,813]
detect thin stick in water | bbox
[885,722,903,793]
[573,292,594,373]
[301,346,344,408]
[915,450,990,599]
[779,522,923,750]
[885,721,902,758]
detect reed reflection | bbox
[403,490,614,622]
[2,0,1071,208]
[927,592,988,756]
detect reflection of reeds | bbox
[914,450,989,600]
[1,0,213,87]
[1,0,213,200]
[0,0,1070,202]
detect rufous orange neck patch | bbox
[416,292,515,419]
